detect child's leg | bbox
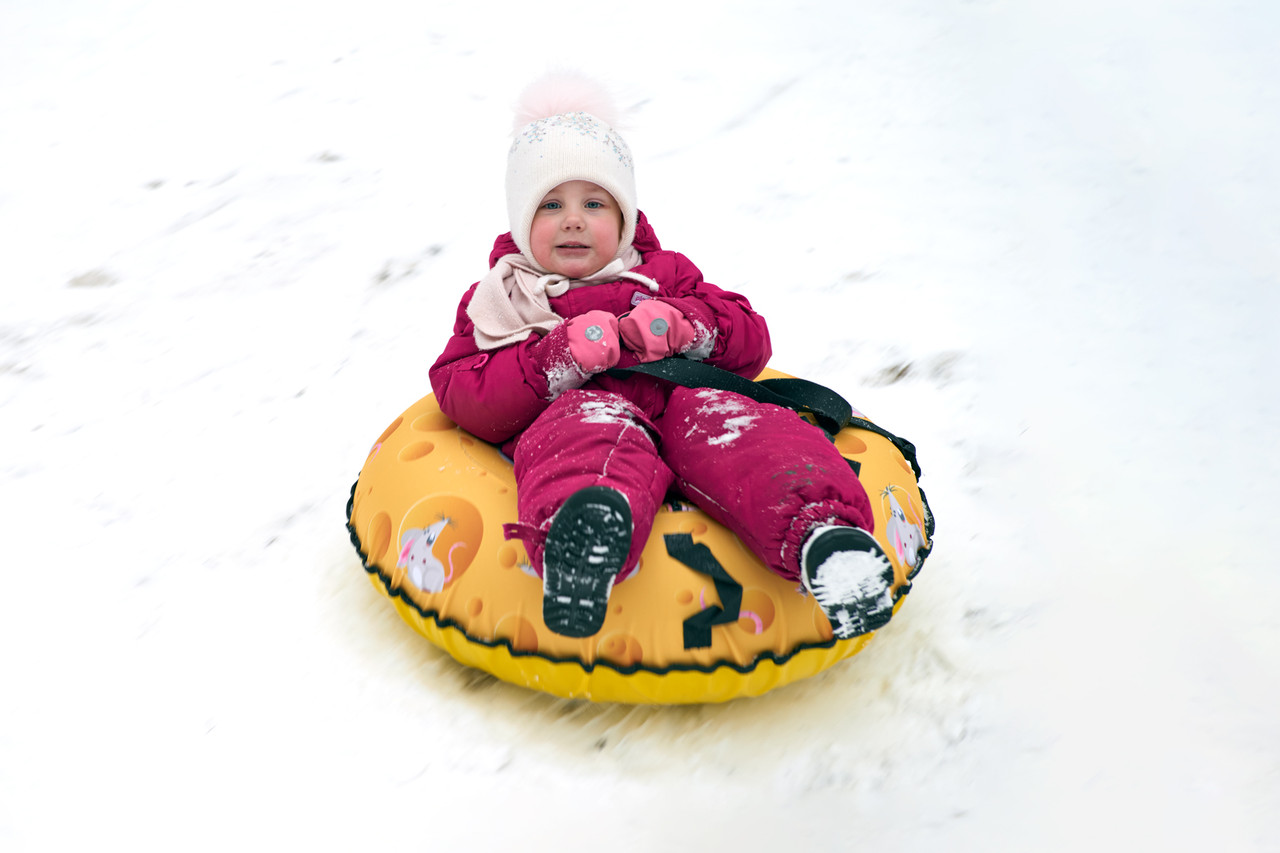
[509,389,674,582]
[658,387,875,582]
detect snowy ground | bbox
[2,1,1277,850]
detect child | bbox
[429,75,895,641]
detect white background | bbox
[2,1,1276,850]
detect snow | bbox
[705,415,756,446]
[2,0,1277,850]
[802,536,895,638]
[693,389,759,445]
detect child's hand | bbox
[565,310,621,373]
[620,300,695,362]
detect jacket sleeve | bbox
[652,252,773,380]
[429,284,583,444]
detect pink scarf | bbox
[467,248,659,350]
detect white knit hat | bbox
[505,76,637,267]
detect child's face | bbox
[529,180,623,278]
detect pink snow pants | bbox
[509,387,874,584]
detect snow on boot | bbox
[542,486,632,638]
[801,525,896,640]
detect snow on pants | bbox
[509,387,874,583]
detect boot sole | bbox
[802,527,896,640]
[542,487,632,638]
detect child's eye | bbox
[585,200,604,209]
[541,201,562,210]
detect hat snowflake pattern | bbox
[505,74,638,267]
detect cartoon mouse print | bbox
[397,518,463,593]
[882,486,927,573]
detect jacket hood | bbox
[489,210,661,269]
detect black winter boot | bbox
[541,486,633,638]
[800,525,896,639]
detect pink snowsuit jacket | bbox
[429,213,872,582]
[430,212,772,449]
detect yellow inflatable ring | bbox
[346,368,933,704]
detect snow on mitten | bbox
[619,300,695,362]
[528,310,621,398]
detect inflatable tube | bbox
[346,368,932,704]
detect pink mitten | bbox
[619,300,696,362]
[564,310,621,373]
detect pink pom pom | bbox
[512,71,621,131]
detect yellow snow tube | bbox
[346,368,932,704]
